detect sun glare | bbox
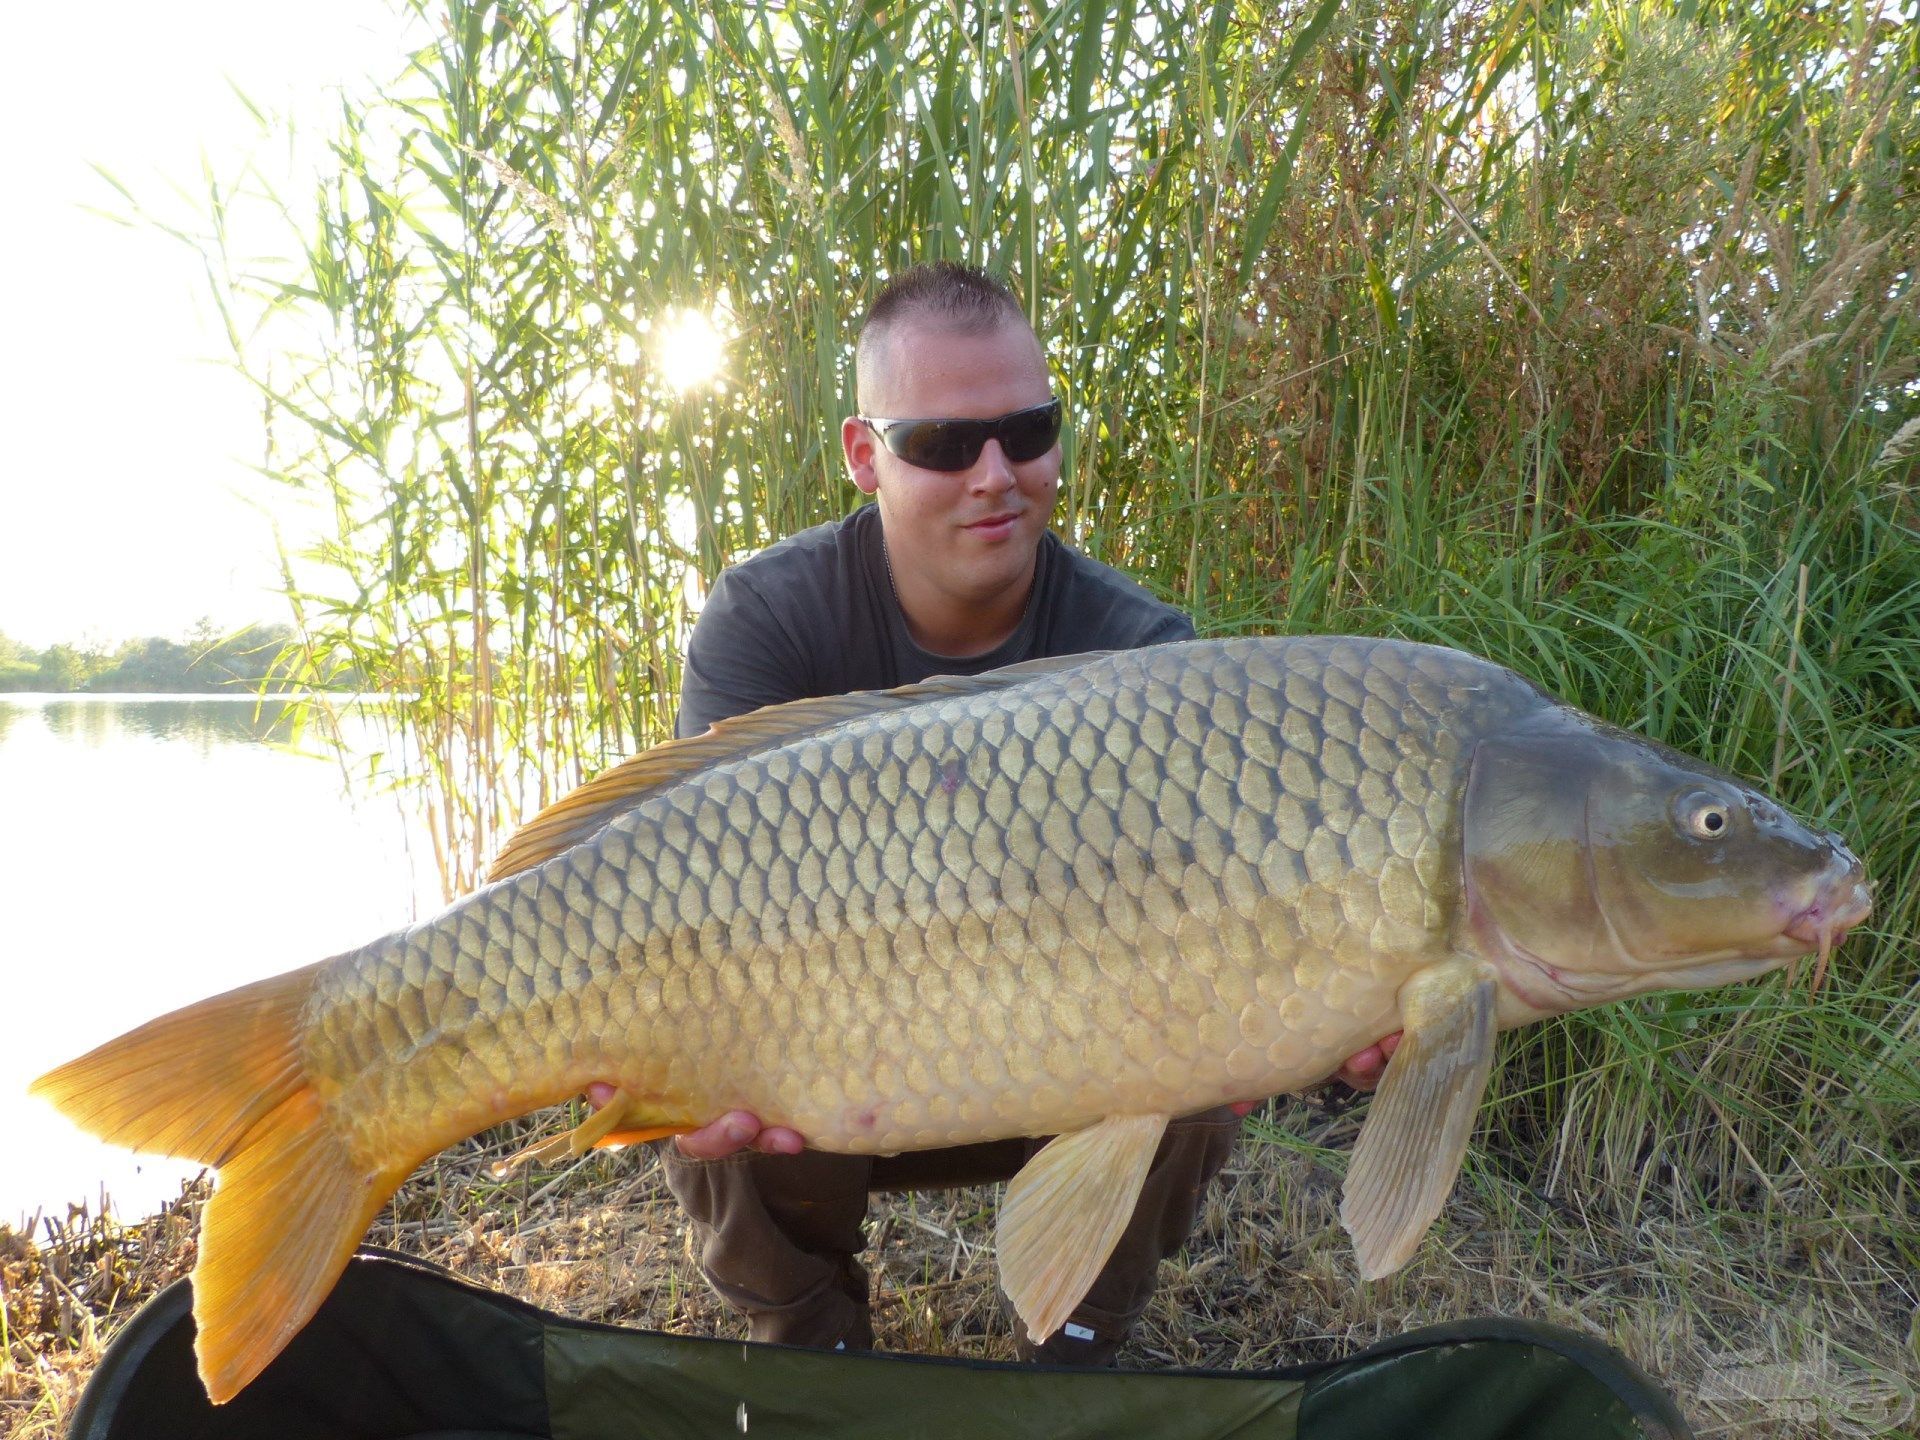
[651,307,727,393]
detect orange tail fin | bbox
[30,963,407,1403]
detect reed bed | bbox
[8,0,1915,1434]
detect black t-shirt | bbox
[676,503,1193,737]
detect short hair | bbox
[855,262,1031,408]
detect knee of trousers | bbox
[1138,1107,1241,1255]
[660,1145,874,1312]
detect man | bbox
[633,262,1397,1364]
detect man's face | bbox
[841,315,1061,613]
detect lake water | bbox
[0,696,444,1229]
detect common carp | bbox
[33,636,1870,1402]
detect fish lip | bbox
[1782,877,1873,946]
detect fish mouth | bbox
[1781,869,1873,992]
[1783,877,1873,945]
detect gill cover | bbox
[1461,732,1613,974]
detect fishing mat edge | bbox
[66,1247,1694,1440]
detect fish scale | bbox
[36,633,1868,1403]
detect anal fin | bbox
[997,1114,1169,1344]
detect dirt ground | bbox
[6,1092,1914,1437]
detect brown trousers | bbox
[660,1109,1240,1366]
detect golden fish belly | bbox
[302,636,1540,1162]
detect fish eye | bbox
[1675,791,1732,840]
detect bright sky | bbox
[1,1,424,651]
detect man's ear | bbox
[842,416,880,496]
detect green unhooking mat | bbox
[68,1248,1693,1439]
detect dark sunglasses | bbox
[858,399,1063,473]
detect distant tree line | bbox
[0,622,361,693]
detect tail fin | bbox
[31,963,405,1403]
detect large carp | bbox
[34,636,1870,1402]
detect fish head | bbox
[1462,722,1871,1015]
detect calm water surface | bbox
[0,696,444,1228]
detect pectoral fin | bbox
[1340,961,1497,1280]
[997,1113,1169,1344]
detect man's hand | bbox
[1227,1031,1405,1117]
[1331,1031,1402,1091]
[673,1110,807,1159]
[584,1083,806,1159]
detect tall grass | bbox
[186,0,1915,1413]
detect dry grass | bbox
[7,1094,1913,1438]
[1,1187,203,1435]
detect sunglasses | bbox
[858,399,1063,473]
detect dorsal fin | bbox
[483,652,1107,884]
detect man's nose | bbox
[970,439,1017,491]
